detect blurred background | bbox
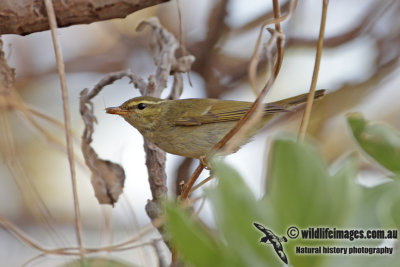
[1,0,400,265]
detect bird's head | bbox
[106,96,165,132]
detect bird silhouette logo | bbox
[253,222,288,264]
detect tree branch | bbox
[0,0,170,35]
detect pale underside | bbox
[137,117,271,158]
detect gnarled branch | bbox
[0,0,170,35]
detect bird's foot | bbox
[199,156,211,170]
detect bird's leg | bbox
[199,155,211,170]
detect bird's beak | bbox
[105,106,128,116]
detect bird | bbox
[253,222,288,264]
[106,90,325,159]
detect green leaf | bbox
[207,160,278,266]
[329,152,360,220]
[354,183,390,228]
[347,113,400,175]
[355,180,400,229]
[165,203,228,267]
[264,138,358,267]
[266,138,335,226]
[165,136,398,267]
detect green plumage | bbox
[106,90,325,158]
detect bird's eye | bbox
[137,103,146,110]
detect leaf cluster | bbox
[166,113,400,267]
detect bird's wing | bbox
[175,90,326,126]
[175,100,287,126]
[273,89,325,107]
[275,249,288,264]
[272,243,288,264]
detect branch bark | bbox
[0,0,170,35]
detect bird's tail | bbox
[272,89,326,107]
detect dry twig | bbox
[248,0,297,93]
[286,0,395,48]
[298,0,329,141]
[44,0,84,256]
[180,1,294,200]
[0,38,71,248]
[0,215,161,256]
[79,18,194,256]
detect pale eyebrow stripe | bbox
[125,100,166,108]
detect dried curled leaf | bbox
[80,88,125,206]
[136,17,195,94]
[82,141,125,206]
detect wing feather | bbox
[174,90,325,126]
[175,100,288,126]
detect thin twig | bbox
[21,253,46,267]
[0,216,67,255]
[180,163,205,200]
[174,157,193,196]
[120,194,153,267]
[248,0,297,93]
[189,176,214,194]
[0,216,160,255]
[4,94,89,171]
[0,46,72,247]
[298,0,329,141]
[175,0,193,87]
[272,0,284,78]
[6,91,67,148]
[0,109,71,247]
[222,30,283,156]
[233,1,291,36]
[181,28,285,200]
[43,0,84,257]
[287,0,394,48]
[2,90,88,168]
[176,0,184,56]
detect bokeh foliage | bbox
[166,114,400,267]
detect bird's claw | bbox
[199,156,211,170]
